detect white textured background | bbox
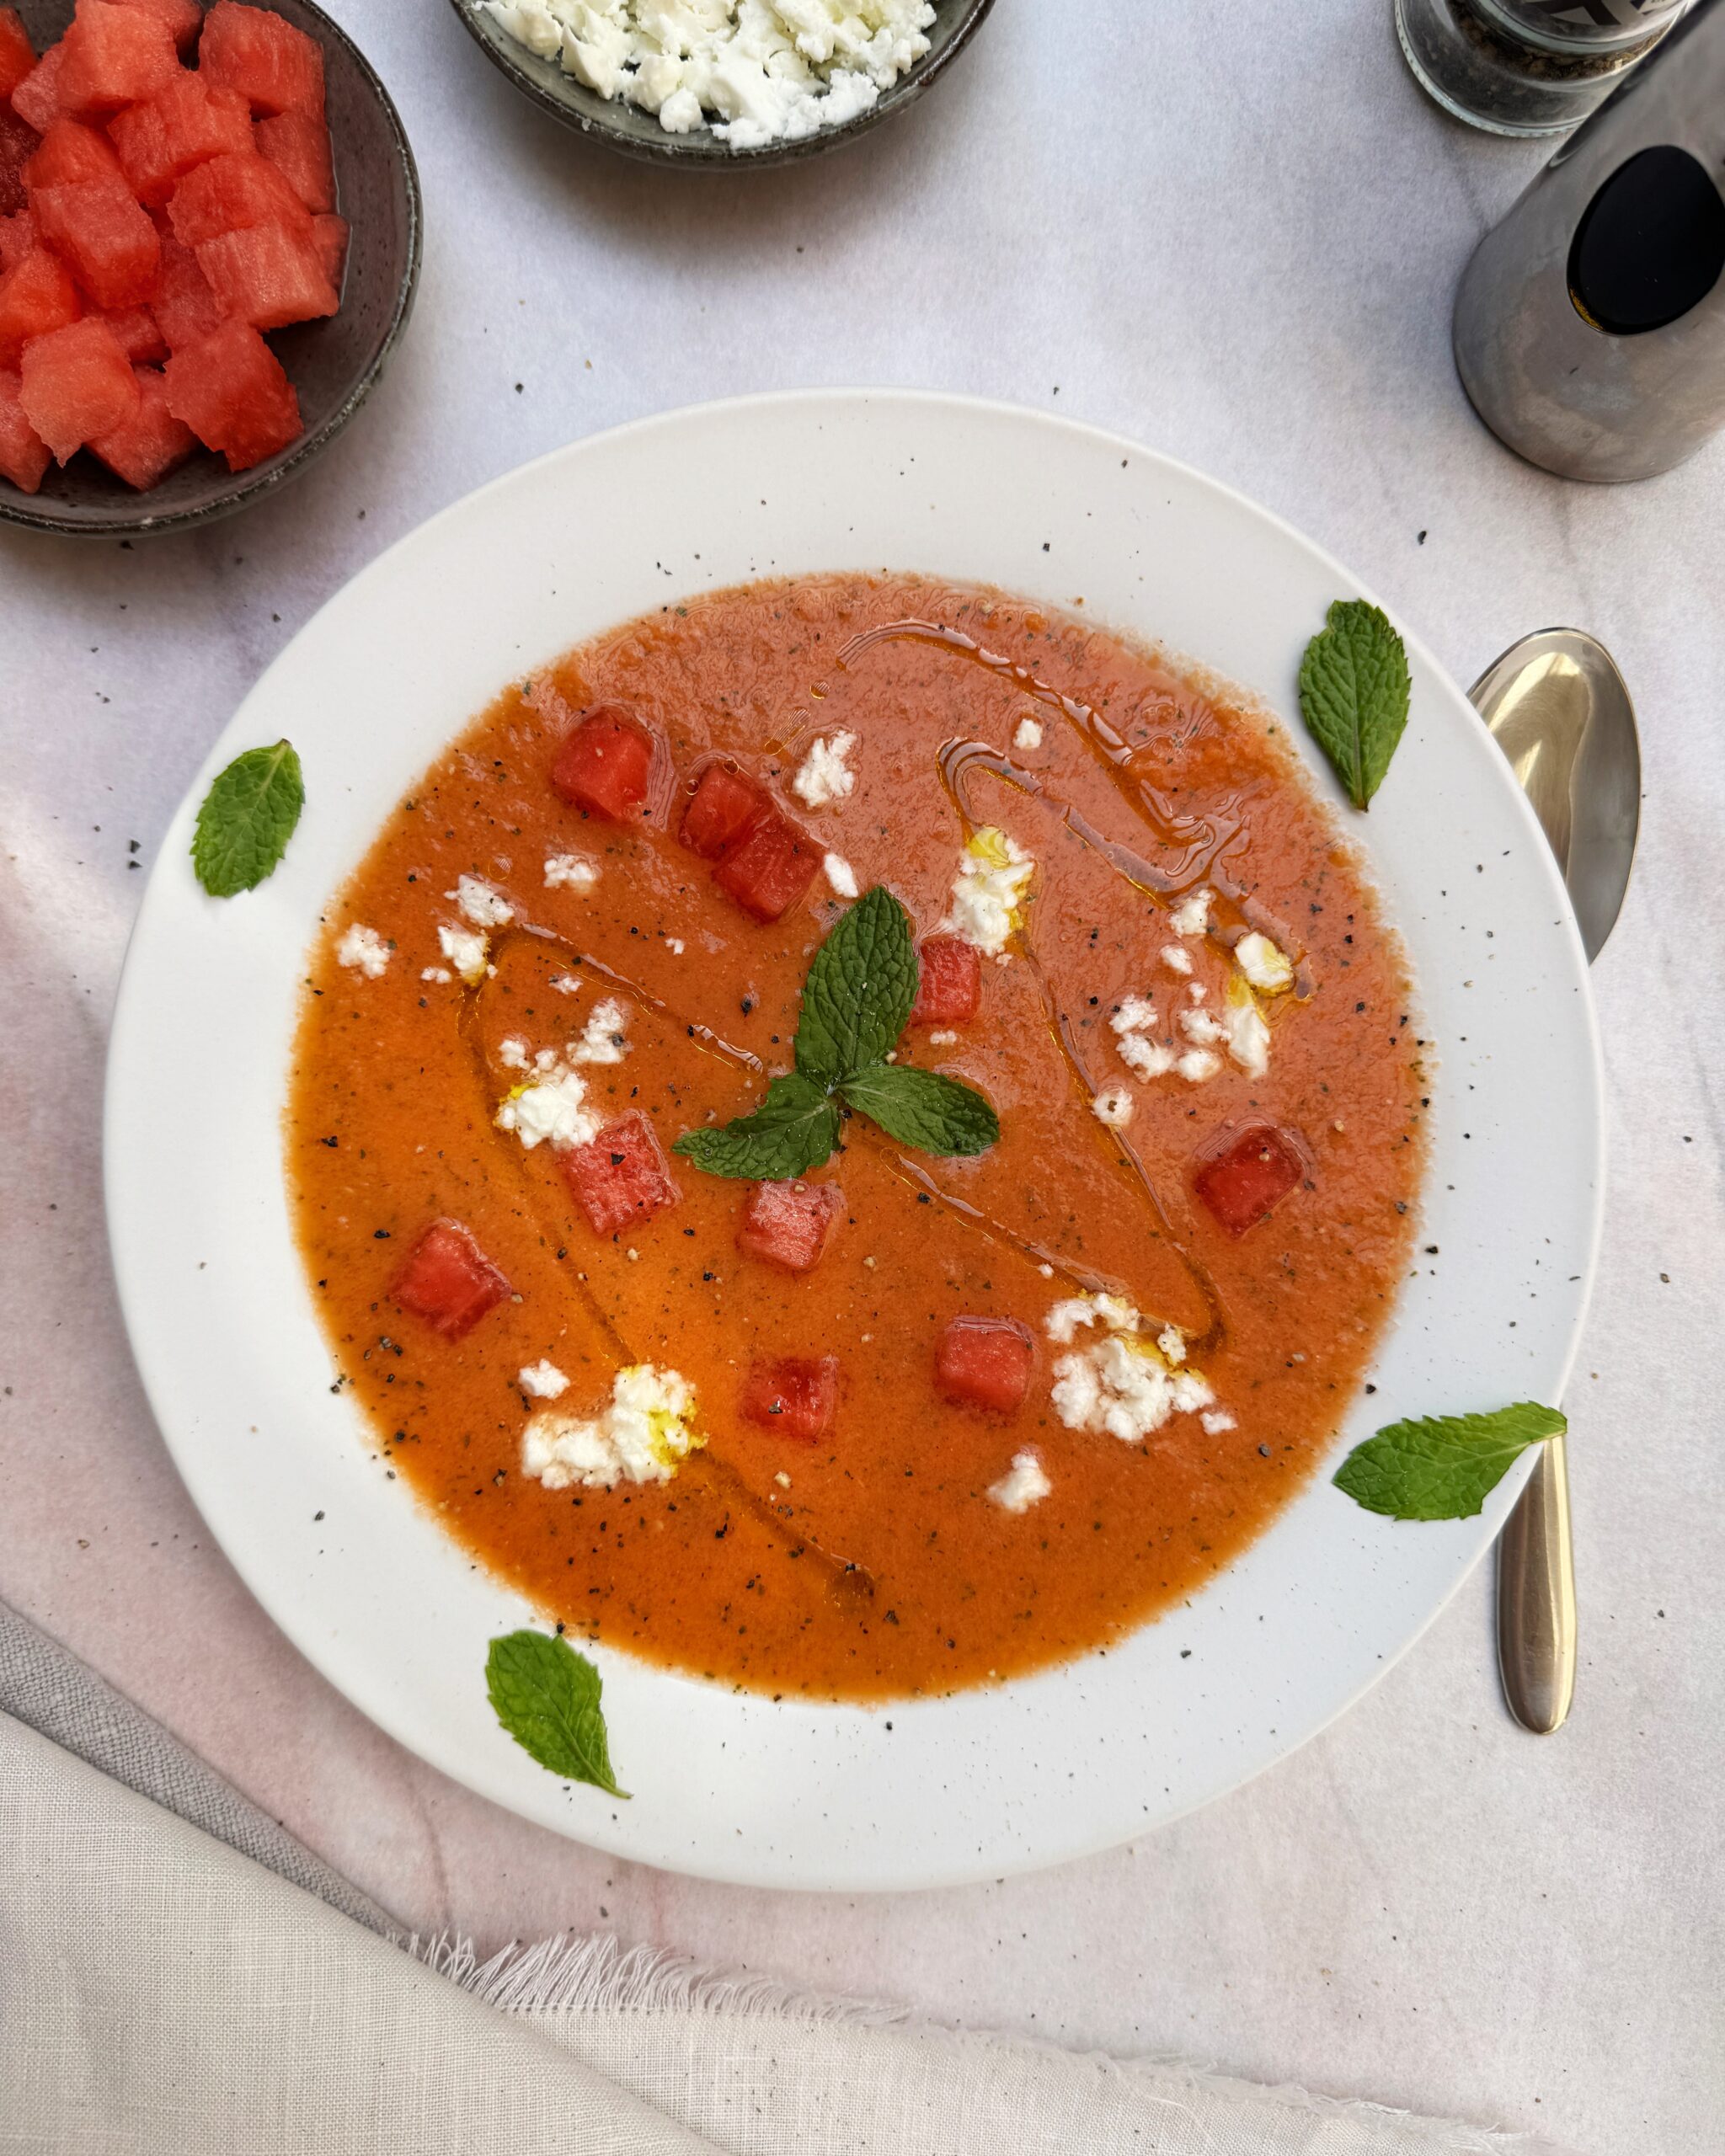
[3,4,1722,2152]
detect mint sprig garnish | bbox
[191,739,305,896]
[486,1628,629,1799]
[675,886,999,1180]
[1298,600,1410,811]
[674,1071,842,1180]
[1334,1402,1566,1521]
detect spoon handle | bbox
[1496,1436,1577,1732]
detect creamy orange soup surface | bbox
[288,575,1427,1702]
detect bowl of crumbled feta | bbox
[448,0,995,163]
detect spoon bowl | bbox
[1470,629,1642,961]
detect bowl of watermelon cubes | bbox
[0,0,419,533]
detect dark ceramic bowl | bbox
[0,0,420,536]
[447,0,995,169]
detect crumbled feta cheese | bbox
[1092,1086,1134,1129]
[1110,995,1159,1035]
[496,1068,599,1151]
[439,922,490,985]
[792,731,856,808]
[1117,1033,1177,1080]
[1188,981,1206,1004]
[1202,1409,1237,1436]
[1013,716,1044,751]
[823,852,858,899]
[1051,1332,1215,1444]
[1235,931,1293,994]
[448,874,514,928]
[1160,943,1194,976]
[521,1364,704,1491]
[1156,1326,1187,1365]
[544,853,600,892]
[1178,1049,1220,1082]
[482,2,935,151]
[1179,1010,1227,1046]
[421,965,453,984]
[550,972,582,994]
[666,938,685,954]
[928,1029,959,1046]
[1170,888,1212,937]
[988,1450,1051,1513]
[499,1035,531,1071]
[1226,990,1271,1080]
[518,1358,569,1400]
[945,827,1034,956]
[336,924,389,979]
[1044,1292,1140,1346]
[570,995,630,1066]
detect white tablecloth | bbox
[2,5,1720,2153]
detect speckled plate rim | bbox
[104,391,1604,1892]
[445,0,997,168]
[0,0,422,539]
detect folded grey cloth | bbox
[0,1593,397,1935]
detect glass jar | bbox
[1396,0,1692,134]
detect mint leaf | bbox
[1297,600,1410,811]
[1333,1401,1566,1521]
[841,1062,1000,1157]
[191,739,305,896]
[485,1629,628,1798]
[672,1070,841,1180]
[796,885,919,1087]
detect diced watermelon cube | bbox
[737,1178,844,1275]
[309,209,345,288]
[562,1110,679,1238]
[88,359,192,485]
[0,106,39,216]
[149,229,223,347]
[550,708,654,823]
[0,366,49,491]
[389,1219,510,1341]
[57,2,181,115]
[163,317,300,469]
[99,301,165,360]
[0,207,38,273]
[679,761,768,860]
[109,76,254,207]
[1192,1121,1306,1237]
[23,117,124,189]
[0,247,83,366]
[909,935,980,1027]
[196,218,335,329]
[253,105,333,213]
[19,313,138,461]
[199,1,325,117]
[168,149,312,246]
[740,1356,839,1444]
[0,9,34,103]
[712,808,820,923]
[30,179,161,308]
[9,45,70,136]
[935,1315,1034,1414]
[109,0,202,52]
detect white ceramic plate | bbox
[105,392,1602,1892]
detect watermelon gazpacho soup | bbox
[289,575,1428,1703]
[0,0,349,496]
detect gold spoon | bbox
[1468,630,1641,1733]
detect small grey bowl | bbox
[447,0,996,169]
[0,0,420,537]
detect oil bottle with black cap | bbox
[1454,0,1725,480]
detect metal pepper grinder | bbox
[1453,0,1725,480]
